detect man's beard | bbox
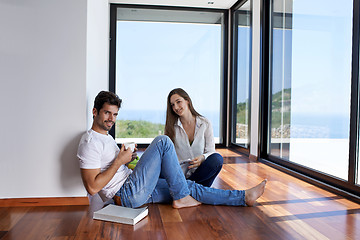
[101,120,114,131]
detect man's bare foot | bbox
[245,179,267,206]
[172,195,201,209]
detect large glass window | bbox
[269,0,353,180]
[232,1,251,148]
[112,6,225,144]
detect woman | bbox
[165,88,223,187]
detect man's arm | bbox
[80,144,133,195]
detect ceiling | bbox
[109,0,240,9]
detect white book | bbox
[93,204,148,225]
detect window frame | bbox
[259,0,360,198]
[349,0,360,184]
[109,4,229,148]
[229,0,253,154]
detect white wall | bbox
[0,0,91,198]
[250,0,261,157]
[86,0,110,129]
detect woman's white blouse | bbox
[173,116,216,177]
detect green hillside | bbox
[236,88,291,128]
[271,88,291,128]
[115,120,164,138]
[236,100,248,124]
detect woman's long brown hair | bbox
[164,88,202,142]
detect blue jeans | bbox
[188,153,223,187]
[117,135,245,208]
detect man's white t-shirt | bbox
[77,129,132,202]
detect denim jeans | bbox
[188,153,223,187]
[117,135,245,208]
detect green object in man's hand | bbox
[127,156,139,170]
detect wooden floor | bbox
[1,149,360,239]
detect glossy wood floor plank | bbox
[0,207,31,231]
[1,148,360,239]
[158,204,182,223]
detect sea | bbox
[117,110,350,139]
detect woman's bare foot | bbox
[172,195,201,209]
[245,179,267,206]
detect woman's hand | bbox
[189,155,205,169]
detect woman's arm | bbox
[189,118,216,169]
[202,119,216,159]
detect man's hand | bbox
[116,144,134,165]
[131,144,138,161]
[131,152,138,161]
[188,155,205,169]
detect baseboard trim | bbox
[249,154,258,162]
[0,197,89,207]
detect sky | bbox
[291,0,352,115]
[116,21,221,112]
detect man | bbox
[77,91,266,209]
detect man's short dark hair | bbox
[93,91,122,113]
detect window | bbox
[232,0,251,149]
[357,40,360,185]
[268,0,353,180]
[110,5,226,144]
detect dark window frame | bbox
[229,0,252,155]
[109,3,229,148]
[349,0,360,184]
